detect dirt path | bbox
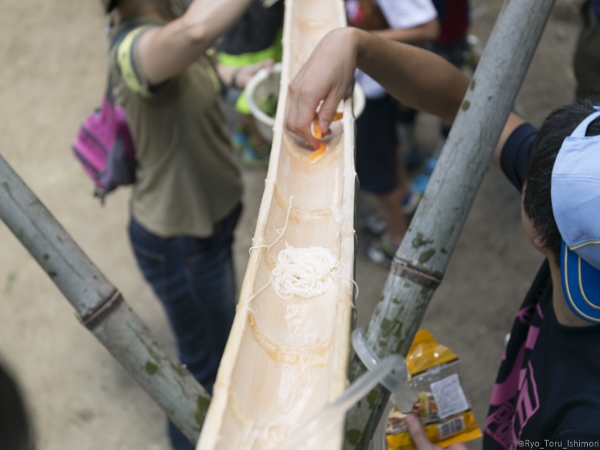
[0,0,583,448]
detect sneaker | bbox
[401,190,421,215]
[363,190,421,235]
[366,233,399,268]
[363,212,387,235]
[410,173,430,195]
[423,156,438,176]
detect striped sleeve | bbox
[115,26,154,98]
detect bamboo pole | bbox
[0,154,210,444]
[343,0,556,447]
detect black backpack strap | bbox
[108,23,139,50]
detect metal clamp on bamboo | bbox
[79,289,124,330]
[390,258,442,290]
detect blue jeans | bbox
[128,204,241,450]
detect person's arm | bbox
[215,59,275,90]
[374,17,440,45]
[286,27,469,149]
[492,112,526,169]
[135,0,254,86]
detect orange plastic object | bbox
[309,142,327,163]
[311,112,343,140]
[312,121,323,139]
[308,112,343,163]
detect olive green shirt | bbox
[109,16,243,238]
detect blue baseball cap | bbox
[551,107,600,324]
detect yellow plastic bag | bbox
[386,330,482,449]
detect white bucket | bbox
[245,63,366,142]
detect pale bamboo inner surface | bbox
[197,1,356,449]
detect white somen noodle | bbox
[272,246,340,299]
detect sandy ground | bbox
[0,0,584,448]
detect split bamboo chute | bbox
[197,0,356,448]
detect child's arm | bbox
[492,113,526,169]
[134,0,254,86]
[374,18,440,45]
[287,27,468,149]
[215,60,274,90]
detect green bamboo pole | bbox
[0,154,210,444]
[343,0,556,447]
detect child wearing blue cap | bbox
[484,97,600,449]
[286,27,600,449]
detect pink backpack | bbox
[72,89,136,202]
[72,27,137,203]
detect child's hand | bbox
[286,28,358,150]
[235,59,274,89]
[405,414,468,450]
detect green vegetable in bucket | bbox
[259,93,278,118]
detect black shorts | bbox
[355,94,399,195]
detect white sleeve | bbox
[377,0,438,30]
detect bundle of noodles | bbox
[272,246,340,299]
